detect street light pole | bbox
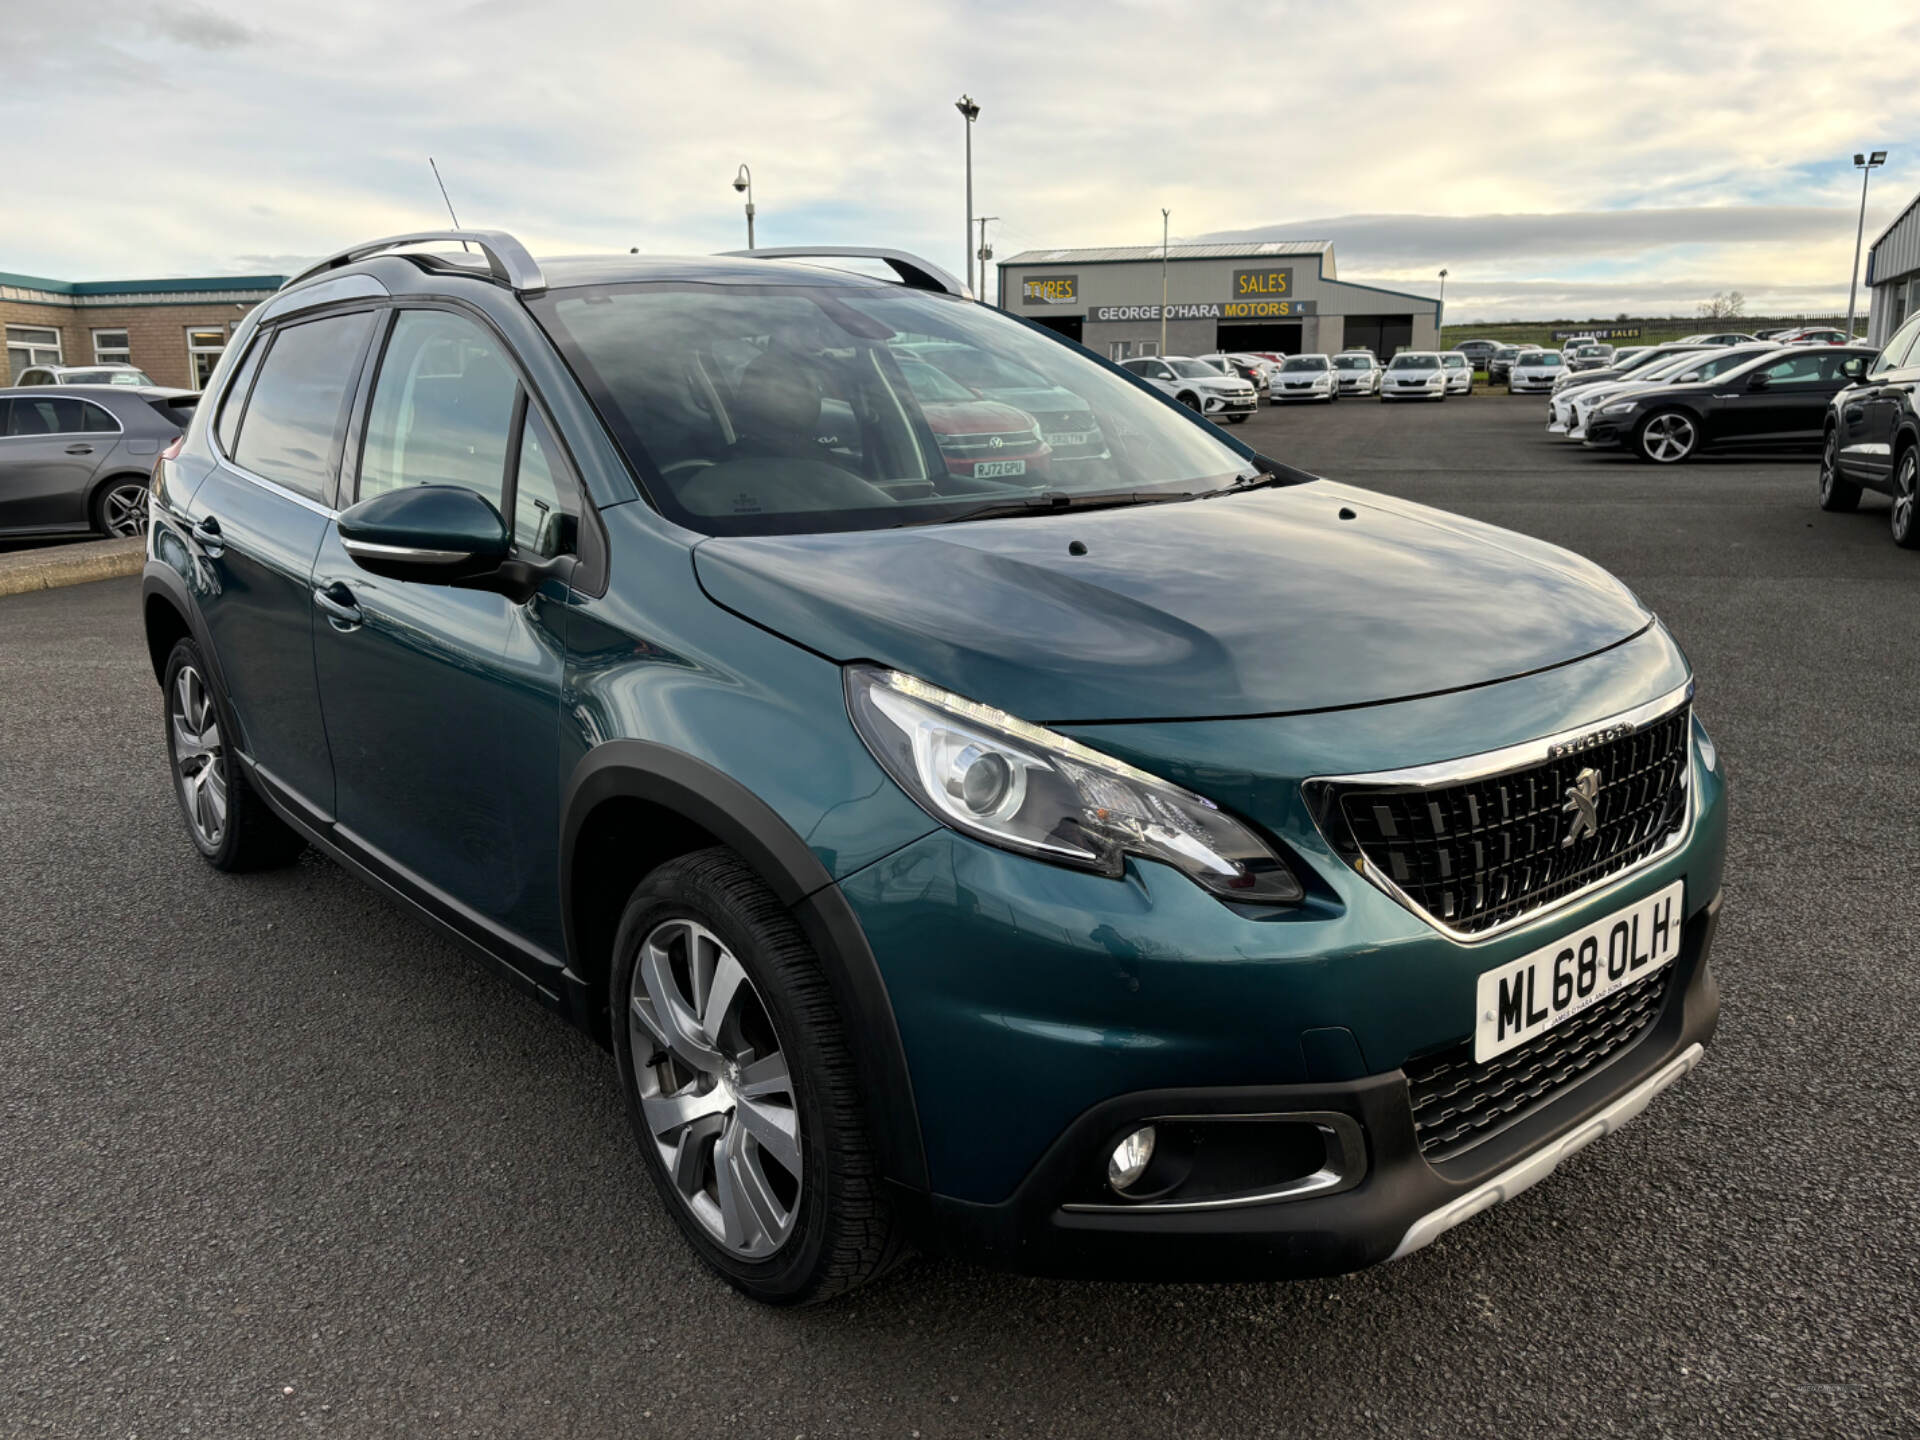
[1437,268,1448,343]
[731,164,755,249]
[956,95,980,296]
[1847,150,1887,340]
[1160,208,1170,356]
[976,215,999,306]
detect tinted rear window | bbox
[5,396,111,436]
[231,312,375,502]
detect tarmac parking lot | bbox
[3,390,1917,1438]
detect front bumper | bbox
[1202,392,1259,418]
[1584,416,1631,447]
[924,899,1720,1279]
[1274,384,1334,401]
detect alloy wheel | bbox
[101,482,149,537]
[1820,431,1839,500]
[628,918,802,1259]
[1641,412,1696,463]
[1895,452,1919,547]
[169,665,227,847]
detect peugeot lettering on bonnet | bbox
[142,232,1725,1304]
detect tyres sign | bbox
[1021,275,1079,306]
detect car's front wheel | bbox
[1177,391,1201,412]
[1637,409,1698,463]
[1893,448,1920,549]
[1818,427,1861,513]
[161,638,306,871]
[610,848,907,1305]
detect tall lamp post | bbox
[1160,208,1170,356]
[956,95,980,295]
[1437,268,1448,342]
[1847,150,1887,340]
[732,164,755,249]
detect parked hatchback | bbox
[2,386,197,538]
[144,232,1725,1305]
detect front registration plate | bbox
[1043,432,1089,446]
[1473,880,1684,1063]
[973,459,1026,478]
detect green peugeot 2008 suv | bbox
[142,232,1724,1305]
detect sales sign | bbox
[1231,267,1294,299]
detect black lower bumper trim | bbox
[922,893,1722,1281]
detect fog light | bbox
[1108,1126,1156,1192]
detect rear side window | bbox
[6,396,102,436]
[81,403,119,433]
[357,309,518,509]
[216,336,267,455]
[232,311,377,503]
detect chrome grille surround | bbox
[1303,681,1695,944]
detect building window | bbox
[1136,339,1159,356]
[1108,341,1133,361]
[92,328,132,365]
[6,324,62,379]
[186,327,228,388]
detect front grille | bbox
[936,429,1035,455]
[1404,968,1671,1159]
[1333,705,1690,936]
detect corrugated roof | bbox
[1001,241,1334,265]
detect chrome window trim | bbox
[1059,1111,1366,1214]
[1303,680,1696,945]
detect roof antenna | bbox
[429,157,474,253]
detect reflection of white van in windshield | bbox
[1271,354,1335,403]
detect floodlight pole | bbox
[1847,151,1886,339]
[1160,209,1170,356]
[956,96,980,296]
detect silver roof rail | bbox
[281,229,546,295]
[719,246,971,300]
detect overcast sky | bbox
[6,0,1918,322]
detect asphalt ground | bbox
[3,389,1917,1438]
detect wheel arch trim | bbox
[560,739,929,1192]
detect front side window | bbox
[1871,316,1920,375]
[532,283,1254,537]
[1166,359,1222,379]
[1755,352,1830,386]
[358,309,517,510]
[231,311,376,503]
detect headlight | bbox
[1597,400,1636,417]
[846,667,1304,904]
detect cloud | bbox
[157,4,256,50]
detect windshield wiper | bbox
[903,489,1198,528]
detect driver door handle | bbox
[64,443,94,455]
[191,515,225,556]
[313,581,363,630]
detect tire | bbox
[1818,427,1861,513]
[93,476,151,538]
[1636,409,1698,464]
[1893,447,1920,549]
[1177,391,1201,412]
[610,848,908,1305]
[161,638,306,871]
[1227,413,1248,424]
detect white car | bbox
[1507,350,1564,393]
[1118,355,1259,423]
[1331,351,1380,396]
[1440,352,1474,395]
[10,362,158,387]
[1201,351,1282,397]
[1379,352,1448,400]
[1270,354,1337,402]
[1563,344,1772,440]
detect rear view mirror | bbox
[338,483,567,601]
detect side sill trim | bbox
[1387,1040,1704,1262]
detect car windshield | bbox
[1281,356,1328,371]
[1333,355,1372,369]
[1516,352,1561,367]
[1389,355,1439,370]
[1442,355,1467,367]
[1493,347,1520,359]
[63,368,152,386]
[1167,359,1225,379]
[532,283,1255,537]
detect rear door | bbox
[182,308,380,817]
[1843,318,1920,484]
[0,395,115,532]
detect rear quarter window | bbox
[230,311,377,503]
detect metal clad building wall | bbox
[1866,190,1920,345]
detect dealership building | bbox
[995,242,1441,361]
[1865,189,1920,344]
[2,270,285,389]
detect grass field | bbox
[1440,316,1856,350]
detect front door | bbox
[311,307,582,968]
[1707,350,1838,448]
[0,395,113,532]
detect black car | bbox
[1486,345,1523,384]
[1583,346,1875,463]
[1820,313,1920,545]
[0,386,198,539]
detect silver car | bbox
[1332,351,1381,395]
[11,362,158,387]
[1507,350,1565,394]
[0,386,197,539]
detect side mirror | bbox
[1746,371,1772,390]
[338,484,565,601]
